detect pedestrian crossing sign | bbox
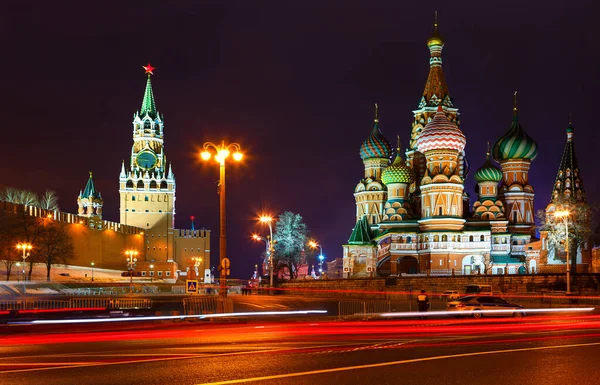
[186,280,198,294]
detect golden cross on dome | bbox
[143,63,156,75]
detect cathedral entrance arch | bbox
[398,256,419,274]
[377,256,391,277]
[529,259,537,274]
[462,255,485,275]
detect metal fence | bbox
[183,296,234,315]
[338,300,391,319]
[0,297,153,311]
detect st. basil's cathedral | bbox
[342,18,591,278]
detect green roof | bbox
[347,216,374,245]
[140,75,157,119]
[82,172,101,199]
[491,254,523,264]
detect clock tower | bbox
[119,64,176,261]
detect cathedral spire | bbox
[551,120,585,202]
[422,11,450,108]
[140,63,157,119]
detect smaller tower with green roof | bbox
[78,172,103,218]
[472,143,504,220]
[382,136,415,221]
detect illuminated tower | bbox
[354,104,392,225]
[119,64,176,261]
[416,105,466,231]
[381,137,415,221]
[492,94,538,236]
[77,172,103,218]
[472,144,504,220]
[406,13,461,210]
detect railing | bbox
[338,300,391,319]
[0,297,153,311]
[183,296,233,315]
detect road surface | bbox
[1,312,600,384]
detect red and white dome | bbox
[416,105,466,153]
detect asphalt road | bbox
[1,312,600,385]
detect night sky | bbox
[1,1,598,278]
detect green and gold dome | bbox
[492,95,538,162]
[382,144,414,185]
[474,148,502,183]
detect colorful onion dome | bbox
[474,146,502,183]
[360,104,392,160]
[416,105,466,153]
[492,93,538,162]
[382,139,415,185]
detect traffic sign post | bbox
[186,279,199,294]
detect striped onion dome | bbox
[474,152,502,183]
[382,150,414,185]
[360,106,392,160]
[416,105,466,153]
[492,105,538,162]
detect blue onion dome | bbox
[416,105,466,153]
[360,104,392,160]
[492,94,538,162]
[382,139,415,185]
[474,147,502,183]
[463,156,471,178]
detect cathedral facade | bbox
[342,20,589,278]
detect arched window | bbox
[137,180,144,189]
[150,181,157,189]
[438,207,443,216]
[144,120,151,130]
[145,196,149,201]
[126,180,134,189]
[433,235,439,242]
[406,236,412,243]
[469,235,474,242]
[480,235,485,242]
[131,196,136,201]
[442,235,447,242]
[160,181,167,189]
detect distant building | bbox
[342,17,588,278]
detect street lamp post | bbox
[308,240,325,277]
[555,210,571,294]
[259,216,275,293]
[201,141,244,299]
[16,262,21,282]
[252,234,270,280]
[91,262,95,282]
[125,249,139,294]
[149,264,154,282]
[16,243,32,282]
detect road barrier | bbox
[183,296,233,315]
[338,300,391,319]
[0,299,70,311]
[0,297,153,312]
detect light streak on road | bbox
[7,310,328,326]
[380,307,595,318]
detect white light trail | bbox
[380,307,595,318]
[8,310,328,325]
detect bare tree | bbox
[38,221,75,281]
[39,190,60,211]
[0,187,39,207]
[0,211,19,281]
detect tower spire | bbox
[140,63,157,119]
[513,91,518,119]
[374,103,379,123]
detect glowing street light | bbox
[308,240,325,276]
[258,215,275,293]
[149,264,154,282]
[252,233,270,278]
[91,262,95,282]
[555,210,571,294]
[125,249,139,294]
[16,243,32,282]
[201,141,244,299]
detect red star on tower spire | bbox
[143,63,156,75]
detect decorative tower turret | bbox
[381,137,415,221]
[492,93,538,236]
[119,64,176,261]
[406,12,462,213]
[472,143,504,220]
[416,105,466,231]
[547,121,585,205]
[354,104,392,225]
[77,172,103,218]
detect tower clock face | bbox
[136,151,157,170]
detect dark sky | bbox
[1,1,598,278]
